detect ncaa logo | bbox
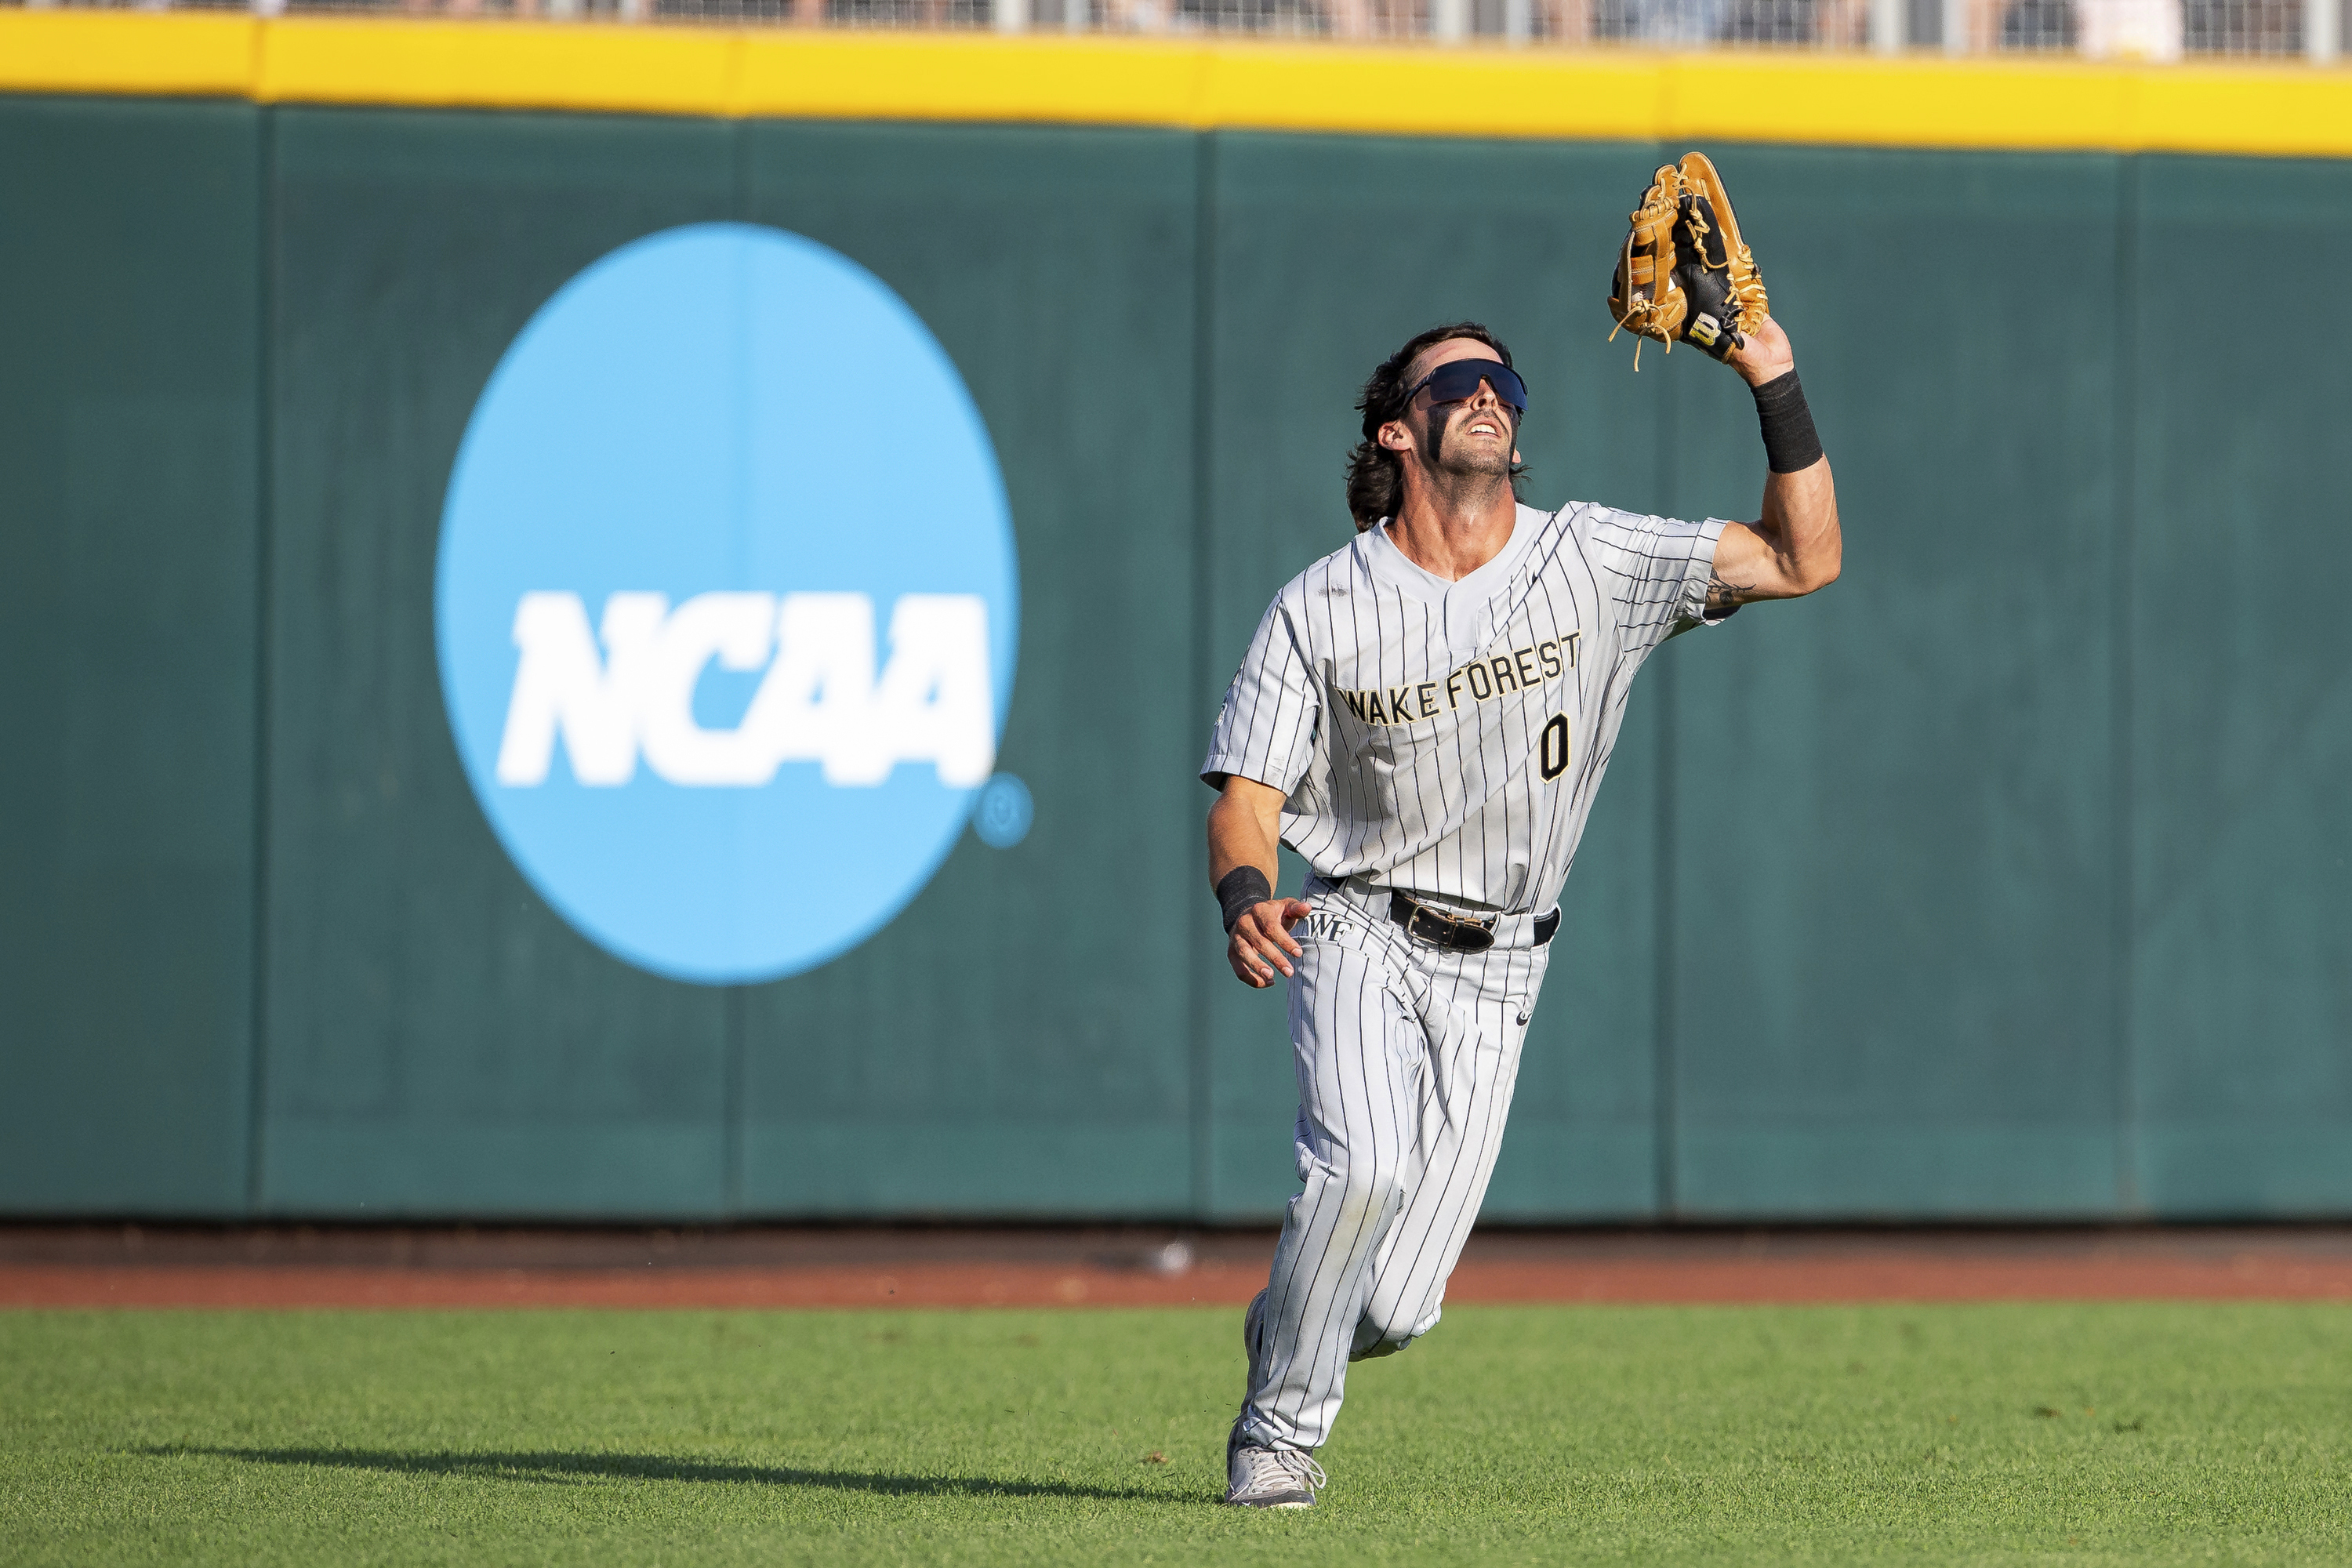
[435,223,1018,985]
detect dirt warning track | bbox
[11,1225,2352,1310]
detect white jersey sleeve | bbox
[1584,509,1731,663]
[1203,591,1321,796]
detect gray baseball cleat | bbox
[1224,1430,1327,1508]
[1225,1289,1325,1505]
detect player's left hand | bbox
[1229,898,1312,989]
[1606,151,1769,371]
[1725,314,1795,387]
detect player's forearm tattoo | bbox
[1704,570,1757,612]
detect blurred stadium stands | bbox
[0,0,2338,62]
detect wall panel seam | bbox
[720,116,753,1221]
[1653,240,1679,1221]
[245,104,278,1218]
[2111,154,2140,1213]
[1186,130,1218,1221]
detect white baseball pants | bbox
[1237,877,1554,1455]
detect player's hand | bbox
[1229,898,1312,988]
[1725,314,1795,387]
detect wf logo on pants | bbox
[496,590,994,789]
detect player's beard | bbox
[1419,406,1516,496]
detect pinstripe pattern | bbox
[1210,499,1725,1458]
[1238,886,1552,1454]
[1203,502,1726,918]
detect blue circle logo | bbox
[972,774,1034,851]
[436,223,1018,985]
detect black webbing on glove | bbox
[1752,370,1824,474]
[1216,866,1273,934]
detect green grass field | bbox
[5,1301,2351,1566]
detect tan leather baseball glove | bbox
[1607,151,1769,368]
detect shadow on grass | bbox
[136,1446,1193,1504]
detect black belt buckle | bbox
[1388,891,1496,954]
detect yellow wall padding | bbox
[4,9,2350,158]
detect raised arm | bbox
[1705,315,1842,615]
[1207,773,1312,989]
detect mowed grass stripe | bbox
[4,1303,2350,1566]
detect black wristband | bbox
[1752,370,1824,474]
[1216,866,1274,934]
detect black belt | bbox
[1388,891,1559,953]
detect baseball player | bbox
[1200,299,1839,1506]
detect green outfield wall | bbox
[3,93,2347,1222]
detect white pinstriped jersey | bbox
[1202,501,1727,917]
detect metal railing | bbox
[9,0,2341,60]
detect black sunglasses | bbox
[1404,358,1527,412]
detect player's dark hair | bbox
[1345,321,1525,533]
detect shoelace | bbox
[1237,1446,1327,1497]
